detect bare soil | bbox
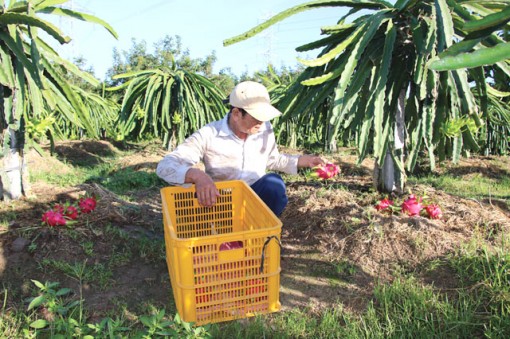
[1,140,509,323]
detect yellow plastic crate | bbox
[160,180,282,325]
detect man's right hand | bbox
[185,168,220,207]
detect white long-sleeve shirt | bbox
[156,114,299,186]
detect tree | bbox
[105,35,218,88]
[0,0,117,200]
[224,0,510,193]
[428,3,510,156]
[55,56,120,140]
[109,67,226,150]
[104,35,243,103]
[209,67,238,95]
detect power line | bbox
[112,0,171,24]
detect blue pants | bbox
[250,173,288,216]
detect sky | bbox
[47,0,347,80]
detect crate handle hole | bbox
[219,241,243,251]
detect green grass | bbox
[1,280,201,338]
[10,241,494,338]
[409,172,510,203]
[0,219,12,234]
[449,239,510,326]
[101,224,166,263]
[4,230,510,337]
[29,151,163,196]
[210,241,510,338]
[6,148,510,337]
[100,167,164,195]
[30,161,116,187]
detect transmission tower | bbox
[259,11,277,68]
[56,0,90,60]
[67,0,75,57]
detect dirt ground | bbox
[1,140,509,323]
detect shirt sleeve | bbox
[156,129,207,185]
[265,126,300,174]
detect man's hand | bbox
[185,168,220,207]
[297,154,325,169]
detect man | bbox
[156,81,324,216]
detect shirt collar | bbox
[218,114,232,137]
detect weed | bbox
[27,234,40,253]
[350,216,362,225]
[80,241,94,256]
[410,234,427,253]
[424,258,446,273]
[6,280,211,338]
[25,280,81,337]
[86,317,130,338]
[108,245,132,267]
[136,237,166,262]
[27,242,37,253]
[137,309,212,338]
[39,259,113,289]
[104,224,131,241]
[334,260,358,277]
[137,308,175,337]
[0,211,16,233]
[316,186,331,198]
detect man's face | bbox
[234,108,263,135]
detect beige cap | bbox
[229,81,282,122]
